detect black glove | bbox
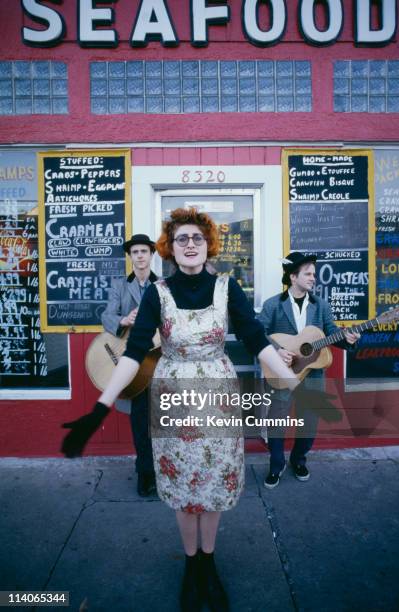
[61,402,111,458]
[292,381,342,423]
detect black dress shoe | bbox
[200,551,229,612]
[137,472,157,497]
[180,552,203,612]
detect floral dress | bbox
[151,274,245,513]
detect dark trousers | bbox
[267,394,319,473]
[129,389,154,475]
[268,436,315,473]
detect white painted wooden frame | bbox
[131,165,283,310]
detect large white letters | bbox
[22,0,65,46]
[300,0,343,45]
[243,0,286,45]
[79,0,117,47]
[355,0,396,45]
[131,0,178,46]
[191,0,230,46]
[20,1,399,48]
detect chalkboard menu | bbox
[346,149,399,387]
[0,208,48,381]
[283,150,375,323]
[0,149,69,390]
[38,150,131,332]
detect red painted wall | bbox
[1,147,396,457]
[0,146,287,458]
[0,0,399,144]
[0,1,398,456]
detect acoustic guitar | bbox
[263,306,399,390]
[85,331,161,399]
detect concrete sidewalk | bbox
[1,447,399,612]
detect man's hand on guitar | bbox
[60,402,111,458]
[343,330,360,344]
[120,308,138,327]
[292,381,342,423]
[278,348,296,367]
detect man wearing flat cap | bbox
[102,234,158,496]
[257,252,359,489]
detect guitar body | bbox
[85,331,161,399]
[264,326,333,389]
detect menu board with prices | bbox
[283,150,375,323]
[0,200,68,389]
[346,150,399,386]
[38,150,131,332]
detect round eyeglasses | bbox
[173,233,206,247]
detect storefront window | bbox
[334,60,399,113]
[0,61,68,116]
[90,60,312,114]
[0,150,69,396]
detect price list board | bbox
[0,207,48,381]
[38,150,131,332]
[283,150,375,323]
[0,149,66,389]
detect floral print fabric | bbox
[151,275,245,513]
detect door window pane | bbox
[160,194,254,305]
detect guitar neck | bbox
[312,317,381,350]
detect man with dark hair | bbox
[101,234,158,496]
[258,252,359,488]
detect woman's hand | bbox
[61,402,111,458]
[61,356,141,457]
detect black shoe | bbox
[264,464,286,489]
[137,472,157,497]
[291,463,310,481]
[200,551,229,612]
[180,552,203,612]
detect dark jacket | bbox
[257,290,355,384]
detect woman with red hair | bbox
[62,207,300,612]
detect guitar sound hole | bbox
[300,343,313,357]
